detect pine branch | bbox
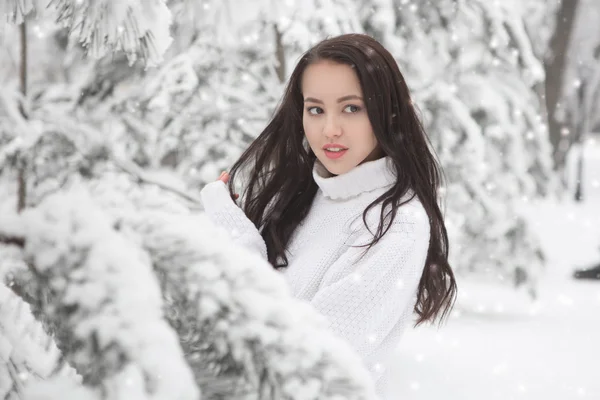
[0,98,201,210]
[48,0,173,67]
[111,150,202,208]
[3,0,35,24]
[0,234,25,248]
[0,283,81,399]
[130,212,378,400]
[2,188,200,400]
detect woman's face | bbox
[301,60,383,176]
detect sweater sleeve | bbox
[309,205,430,371]
[200,181,268,261]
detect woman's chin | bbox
[319,159,356,176]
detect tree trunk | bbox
[574,147,584,201]
[17,22,28,213]
[273,24,286,84]
[544,0,580,170]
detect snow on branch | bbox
[3,0,36,24]
[0,283,80,399]
[0,187,199,400]
[473,0,544,84]
[132,211,378,400]
[49,0,173,67]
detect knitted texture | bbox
[200,157,431,399]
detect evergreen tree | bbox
[360,0,557,294]
[0,1,378,398]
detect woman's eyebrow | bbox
[304,94,363,104]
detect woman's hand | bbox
[218,171,239,200]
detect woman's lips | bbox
[324,149,348,159]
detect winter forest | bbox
[1,0,599,399]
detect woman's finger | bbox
[216,172,236,200]
[217,171,229,182]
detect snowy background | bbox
[393,153,600,399]
[1,0,600,399]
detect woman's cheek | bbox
[303,124,318,147]
[304,120,319,139]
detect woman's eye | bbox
[344,105,361,113]
[307,107,323,115]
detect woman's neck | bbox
[312,156,396,200]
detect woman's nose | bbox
[323,116,342,138]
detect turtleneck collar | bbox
[312,156,396,200]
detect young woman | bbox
[200,33,457,398]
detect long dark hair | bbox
[227,33,456,326]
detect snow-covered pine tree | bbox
[3,0,173,66]
[133,0,365,186]
[359,0,557,294]
[0,182,378,399]
[1,3,380,399]
[32,0,367,195]
[0,188,200,400]
[127,209,378,399]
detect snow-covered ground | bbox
[390,141,600,399]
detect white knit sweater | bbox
[200,156,430,398]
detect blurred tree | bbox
[545,0,581,169]
[359,0,557,294]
